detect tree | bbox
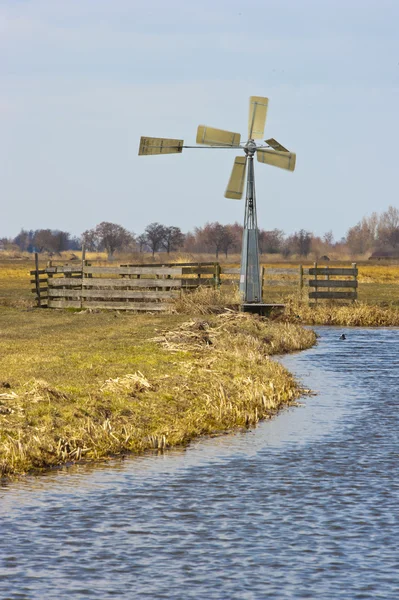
[13,229,31,251]
[323,230,334,246]
[378,206,399,248]
[82,222,134,258]
[259,229,284,254]
[203,222,235,258]
[136,234,148,253]
[145,223,166,257]
[346,214,378,255]
[285,230,312,257]
[32,229,56,253]
[162,226,185,254]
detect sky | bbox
[1,0,399,241]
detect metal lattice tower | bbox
[138,96,296,303]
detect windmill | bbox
[138,96,296,304]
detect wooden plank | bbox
[309,291,357,299]
[30,278,48,284]
[48,289,179,299]
[266,268,298,275]
[83,266,182,276]
[181,267,216,275]
[308,268,358,276]
[31,287,48,293]
[309,280,358,288]
[30,270,46,276]
[49,278,183,288]
[45,266,83,274]
[120,262,215,268]
[221,268,240,275]
[48,300,171,311]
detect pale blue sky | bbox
[1,0,398,240]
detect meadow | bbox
[0,255,316,478]
[2,253,399,477]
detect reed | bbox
[281,297,399,326]
[0,309,315,478]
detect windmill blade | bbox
[257,148,296,171]
[248,96,268,139]
[265,138,289,152]
[225,157,247,199]
[196,125,241,147]
[139,136,184,155]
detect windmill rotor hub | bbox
[244,139,257,157]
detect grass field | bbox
[2,254,399,478]
[0,257,316,478]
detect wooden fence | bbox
[31,259,222,311]
[31,256,359,310]
[308,263,358,301]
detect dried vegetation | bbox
[0,307,315,478]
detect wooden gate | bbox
[308,263,358,301]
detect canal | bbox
[1,327,398,598]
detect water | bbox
[1,327,399,599]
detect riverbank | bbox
[281,298,399,326]
[0,307,316,478]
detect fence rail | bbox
[31,256,224,311]
[308,263,358,301]
[30,255,361,310]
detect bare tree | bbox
[162,226,185,254]
[285,230,312,257]
[378,206,399,248]
[145,222,166,257]
[136,234,148,253]
[259,229,284,254]
[346,214,378,255]
[203,222,235,258]
[82,222,134,258]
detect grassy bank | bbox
[281,297,399,326]
[0,305,316,478]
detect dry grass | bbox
[174,286,241,314]
[0,293,316,478]
[280,296,399,326]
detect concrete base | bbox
[241,303,285,316]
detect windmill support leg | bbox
[240,155,262,303]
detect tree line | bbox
[3,206,399,258]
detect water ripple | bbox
[1,327,399,599]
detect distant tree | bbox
[323,230,334,246]
[136,234,148,253]
[13,229,31,251]
[52,230,70,253]
[203,222,235,258]
[32,229,55,253]
[285,230,312,257]
[145,223,166,257]
[81,228,99,251]
[82,222,134,258]
[377,206,399,248]
[162,226,185,254]
[259,229,284,254]
[346,214,378,255]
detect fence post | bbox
[80,243,86,309]
[261,266,265,301]
[352,262,357,302]
[299,264,303,297]
[214,263,221,289]
[314,262,318,304]
[34,252,41,308]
